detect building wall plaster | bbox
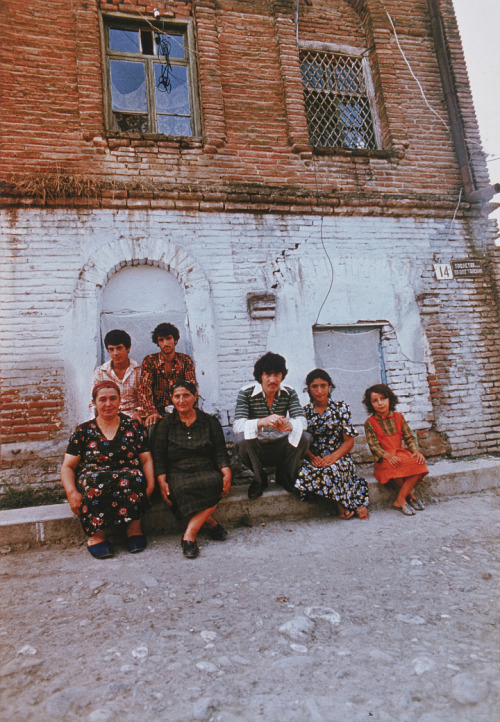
[2,207,499,490]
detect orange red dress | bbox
[365,412,428,485]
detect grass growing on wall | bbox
[0,486,66,510]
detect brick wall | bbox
[1,208,499,491]
[1,0,499,492]
[0,0,492,211]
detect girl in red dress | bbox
[363,384,428,516]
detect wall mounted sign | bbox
[451,259,483,277]
[433,263,453,280]
[433,260,484,280]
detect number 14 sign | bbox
[433,263,454,280]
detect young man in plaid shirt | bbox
[90,329,142,419]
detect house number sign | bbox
[433,259,483,280]
[433,263,453,280]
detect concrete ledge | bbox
[1,456,499,550]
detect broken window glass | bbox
[105,20,197,136]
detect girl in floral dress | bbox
[295,369,369,519]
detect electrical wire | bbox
[445,186,463,243]
[379,0,450,133]
[155,34,173,92]
[312,157,336,326]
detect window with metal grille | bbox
[104,19,199,137]
[300,50,377,150]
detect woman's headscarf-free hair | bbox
[304,368,335,401]
[171,379,198,396]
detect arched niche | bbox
[65,238,219,422]
[100,265,191,364]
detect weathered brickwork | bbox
[0,0,491,208]
[1,0,499,491]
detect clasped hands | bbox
[310,454,337,468]
[257,414,292,433]
[385,451,426,468]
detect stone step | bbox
[1,456,499,551]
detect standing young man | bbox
[233,352,310,499]
[139,322,197,427]
[90,329,142,419]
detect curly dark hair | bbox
[305,368,335,401]
[104,329,131,350]
[253,352,288,383]
[152,322,180,345]
[362,383,399,414]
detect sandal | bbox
[338,507,354,520]
[355,506,370,519]
[394,503,415,516]
[408,498,425,511]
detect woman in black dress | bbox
[153,380,232,558]
[60,381,155,559]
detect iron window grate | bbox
[300,50,377,150]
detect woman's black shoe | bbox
[181,539,199,559]
[207,523,228,541]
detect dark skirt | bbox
[168,456,223,519]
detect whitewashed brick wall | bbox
[1,208,499,489]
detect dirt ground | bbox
[0,491,498,722]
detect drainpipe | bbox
[427,0,477,200]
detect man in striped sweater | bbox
[233,352,310,499]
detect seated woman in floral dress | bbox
[295,369,369,519]
[60,381,154,559]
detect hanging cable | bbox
[379,0,450,133]
[444,186,463,243]
[155,32,173,92]
[312,158,336,326]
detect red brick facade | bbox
[1,0,491,213]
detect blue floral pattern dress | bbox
[295,400,369,510]
[66,413,149,536]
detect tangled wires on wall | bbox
[155,33,172,92]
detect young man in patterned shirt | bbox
[233,352,310,499]
[139,322,196,428]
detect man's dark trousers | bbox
[235,432,310,491]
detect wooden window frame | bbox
[101,13,201,138]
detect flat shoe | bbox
[207,523,228,541]
[248,480,267,500]
[395,503,415,516]
[127,534,147,553]
[181,539,199,559]
[408,498,425,511]
[87,541,114,559]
